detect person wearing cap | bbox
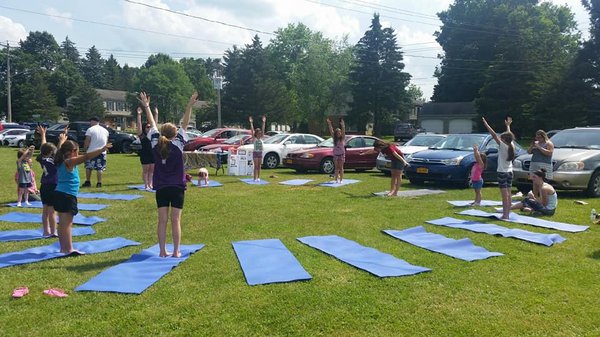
[82,117,109,188]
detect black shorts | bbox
[40,184,57,206]
[18,182,32,188]
[155,186,185,209]
[140,152,155,165]
[53,191,79,215]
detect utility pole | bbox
[212,69,223,128]
[2,41,11,122]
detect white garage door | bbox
[449,119,472,133]
[421,119,444,133]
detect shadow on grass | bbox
[64,258,129,272]
[588,250,600,260]
[341,191,377,199]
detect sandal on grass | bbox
[43,288,68,298]
[12,287,29,298]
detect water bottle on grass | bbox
[591,209,597,222]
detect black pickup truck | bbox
[25,122,136,154]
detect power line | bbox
[123,0,275,36]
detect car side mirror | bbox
[485,148,498,154]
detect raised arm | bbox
[249,116,255,134]
[473,145,484,166]
[482,117,501,144]
[57,127,68,149]
[181,91,198,131]
[340,118,346,138]
[261,115,266,135]
[36,125,47,145]
[136,107,143,136]
[326,117,334,137]
[138,92,156,129]
[66,143,112,169]
[505,116,512,134]
[153,107,159,125]
[18,146,35,163]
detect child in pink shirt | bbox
[471,145,487,206]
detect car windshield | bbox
[405,135,446,147]
[223,134,248,144]
[48,124,67,131]
[264,134,288,144]
[430,134,486,151]
[201,129,221,137]
[552,129,600,149]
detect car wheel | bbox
[409,178,424,185]
[263,153,279,169]
[320,157,335,175]
[17,140,26,148]
[121,141,132,154]
[586,170,600,197]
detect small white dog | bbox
[198,167,209,186]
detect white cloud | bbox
[0,16,27,43]
[46,7,73,28]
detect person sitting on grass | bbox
[510,168,557,216]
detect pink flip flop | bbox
[12,286,29,298]
[43,288,68,298]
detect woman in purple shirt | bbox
[327,117,346,184]
[139,91,198,258]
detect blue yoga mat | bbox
[233,239,312,285]
[383,226,503,261]
[0,227,96,242]
[191,180,223,188]
[0,212,106,226]
[75,243,204,294]
[240,178,269,185]
[0,237,140,268]
[447,200,505,207]
[78,192,143,200]
[6,201,108,211]
[318,179,360,188]
[458,209,588,233]
[427,217,566,246]
[297,235,430,277]
[127,185,155,192]
[279,179,314,186]
[373,189,446,197]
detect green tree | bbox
[180,57,215,100]
[13,71,61,122]
[103,54,122,90]
[81,46,105,88]
[350,14,411,136]
[49,59,85,107]
[66,82,105,121]
[60,36,80,66]
[19,31,61,71]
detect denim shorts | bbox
[471,180,484,189]
[497,172,513,189]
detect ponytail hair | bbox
[533,168,547,180]
[55,140,78,166]
[158,123,177,160]
[501,132,515,162]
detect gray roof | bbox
[95,89,127,101]
[421,102,476,116]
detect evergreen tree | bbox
[49,59,85,107]
[349,14,410,136]
[103,54,122,90]
[81,46,105,88]
[60,36,80,66]
[66,82,105,121]
[13,71,61,122]
[19,31,61,71]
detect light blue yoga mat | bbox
[279,179,314,186]
[191,179,223,188]
[383,226,503,261]
[78,192,143,200]
[318,179,360,187]
[0,212,106,226]
[427,217,566,246]
[240,178,269,185]
[373,189,446,197]
[458,209,589,233]
[127,185,155,192]
[0,237,140,268]
[6,201,108,211]
[447,200,504,207]
[75,243,204,294]
[0,227,95,242]
[233,239,312,285]
[297,235,430,277]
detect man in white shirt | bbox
[82,117,109,188]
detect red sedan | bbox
[183,128,251,151]
[200,134,253,152]
[284,135,380,174]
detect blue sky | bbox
[0,0,590,99]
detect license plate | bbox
[385,162,391,168]
[416,167,429,174]
[285,159,293,164]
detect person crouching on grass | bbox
[362,140,410,196]
[54,140,112,254]
[139,90,198,258]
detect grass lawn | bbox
[0,147,599,336]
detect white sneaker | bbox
[16,202,22,207]
[25,202,31,206]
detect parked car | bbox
[238,133,324,169]
[3,131,29,147]
[284,135,380,174]
[0,128,30,143]
[200,134,254,153]
[183,128,252,151]
[376,133,447,175]
[24,122,136,153]
[0,122,29,131]
[265,130,286,137]
[513,127,600,197]
[394,122,422,142]
[404,133,526,187]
